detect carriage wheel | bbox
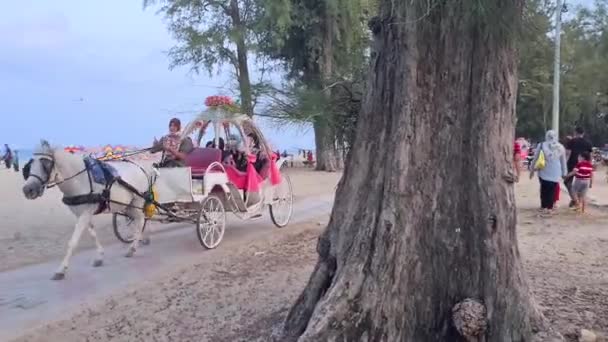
[270,173,294,228]
[196,195,226,249]
[112,213,147,244]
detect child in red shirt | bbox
[513,141,521,182]
[566,151,593,213]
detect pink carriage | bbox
[112,107,294,249]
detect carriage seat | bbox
[185,148,222,178]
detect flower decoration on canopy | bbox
[205,95,233,106]
[64,145,84,154]
[205,95,240,113]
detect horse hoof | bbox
[141,237,151,246]
[51,272,65,280]
[125,248,136,258]
[93,259,103,267]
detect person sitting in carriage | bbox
[205,137,235,164]
[151,118,194,168]
[239,132,269,176]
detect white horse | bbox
[22,140,154,280]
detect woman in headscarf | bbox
[151,118,194,167]
[529,130,568,214]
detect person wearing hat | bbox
[152,118,194,167]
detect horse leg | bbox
[141,231,151,246]
[87,223,104,267]
[139,219,151,246]
[53,214,91,280]
[125,201,145,258]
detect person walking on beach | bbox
[1,144,12,169]
[564,127,592,207]
[565,151,593,213]
[12,150,19,172]
[306,150,314,167]
[529,130,568,215]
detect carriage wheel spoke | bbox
[197,195,225,249]
[269,175,293,228]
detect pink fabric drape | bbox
[224,164,263,191]
[269,153,282,185]
[245,154,261,192]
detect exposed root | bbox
[502,171,517,183]
[276,233,337,342]
[528,299,565,342]
[531,330,565,342]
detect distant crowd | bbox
[1,144,19,172]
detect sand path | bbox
[0,195,334,341]
[0,168,340,341]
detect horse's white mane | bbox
[34,139,62,155]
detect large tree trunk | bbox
[235,39,254,117]
[313,118,338,172]
[313,6,339,172]
[278,0,560,341]
[230,0,254,117]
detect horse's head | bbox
[22,140,59,200]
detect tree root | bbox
[276,253,336,341]
[531,330,565,342]
[528,300,565,342]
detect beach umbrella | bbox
[64,145,79,153]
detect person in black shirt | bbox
[564,126,593,207]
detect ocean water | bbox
[16,149,33,161]
[6,149,33,166]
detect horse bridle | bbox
[23,152,56,187]
[23,152,91,189]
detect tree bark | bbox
[235,38,254,117]
[278,0,561,341]
[313,6,339,172]
[313,118,338,172]
[230,0,254,117]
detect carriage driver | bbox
[151,118,194,168]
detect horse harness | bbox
[23,153,155,215]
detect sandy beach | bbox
[1,167,607,341]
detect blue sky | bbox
[0,0,595,150]
[0,0,314,151]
